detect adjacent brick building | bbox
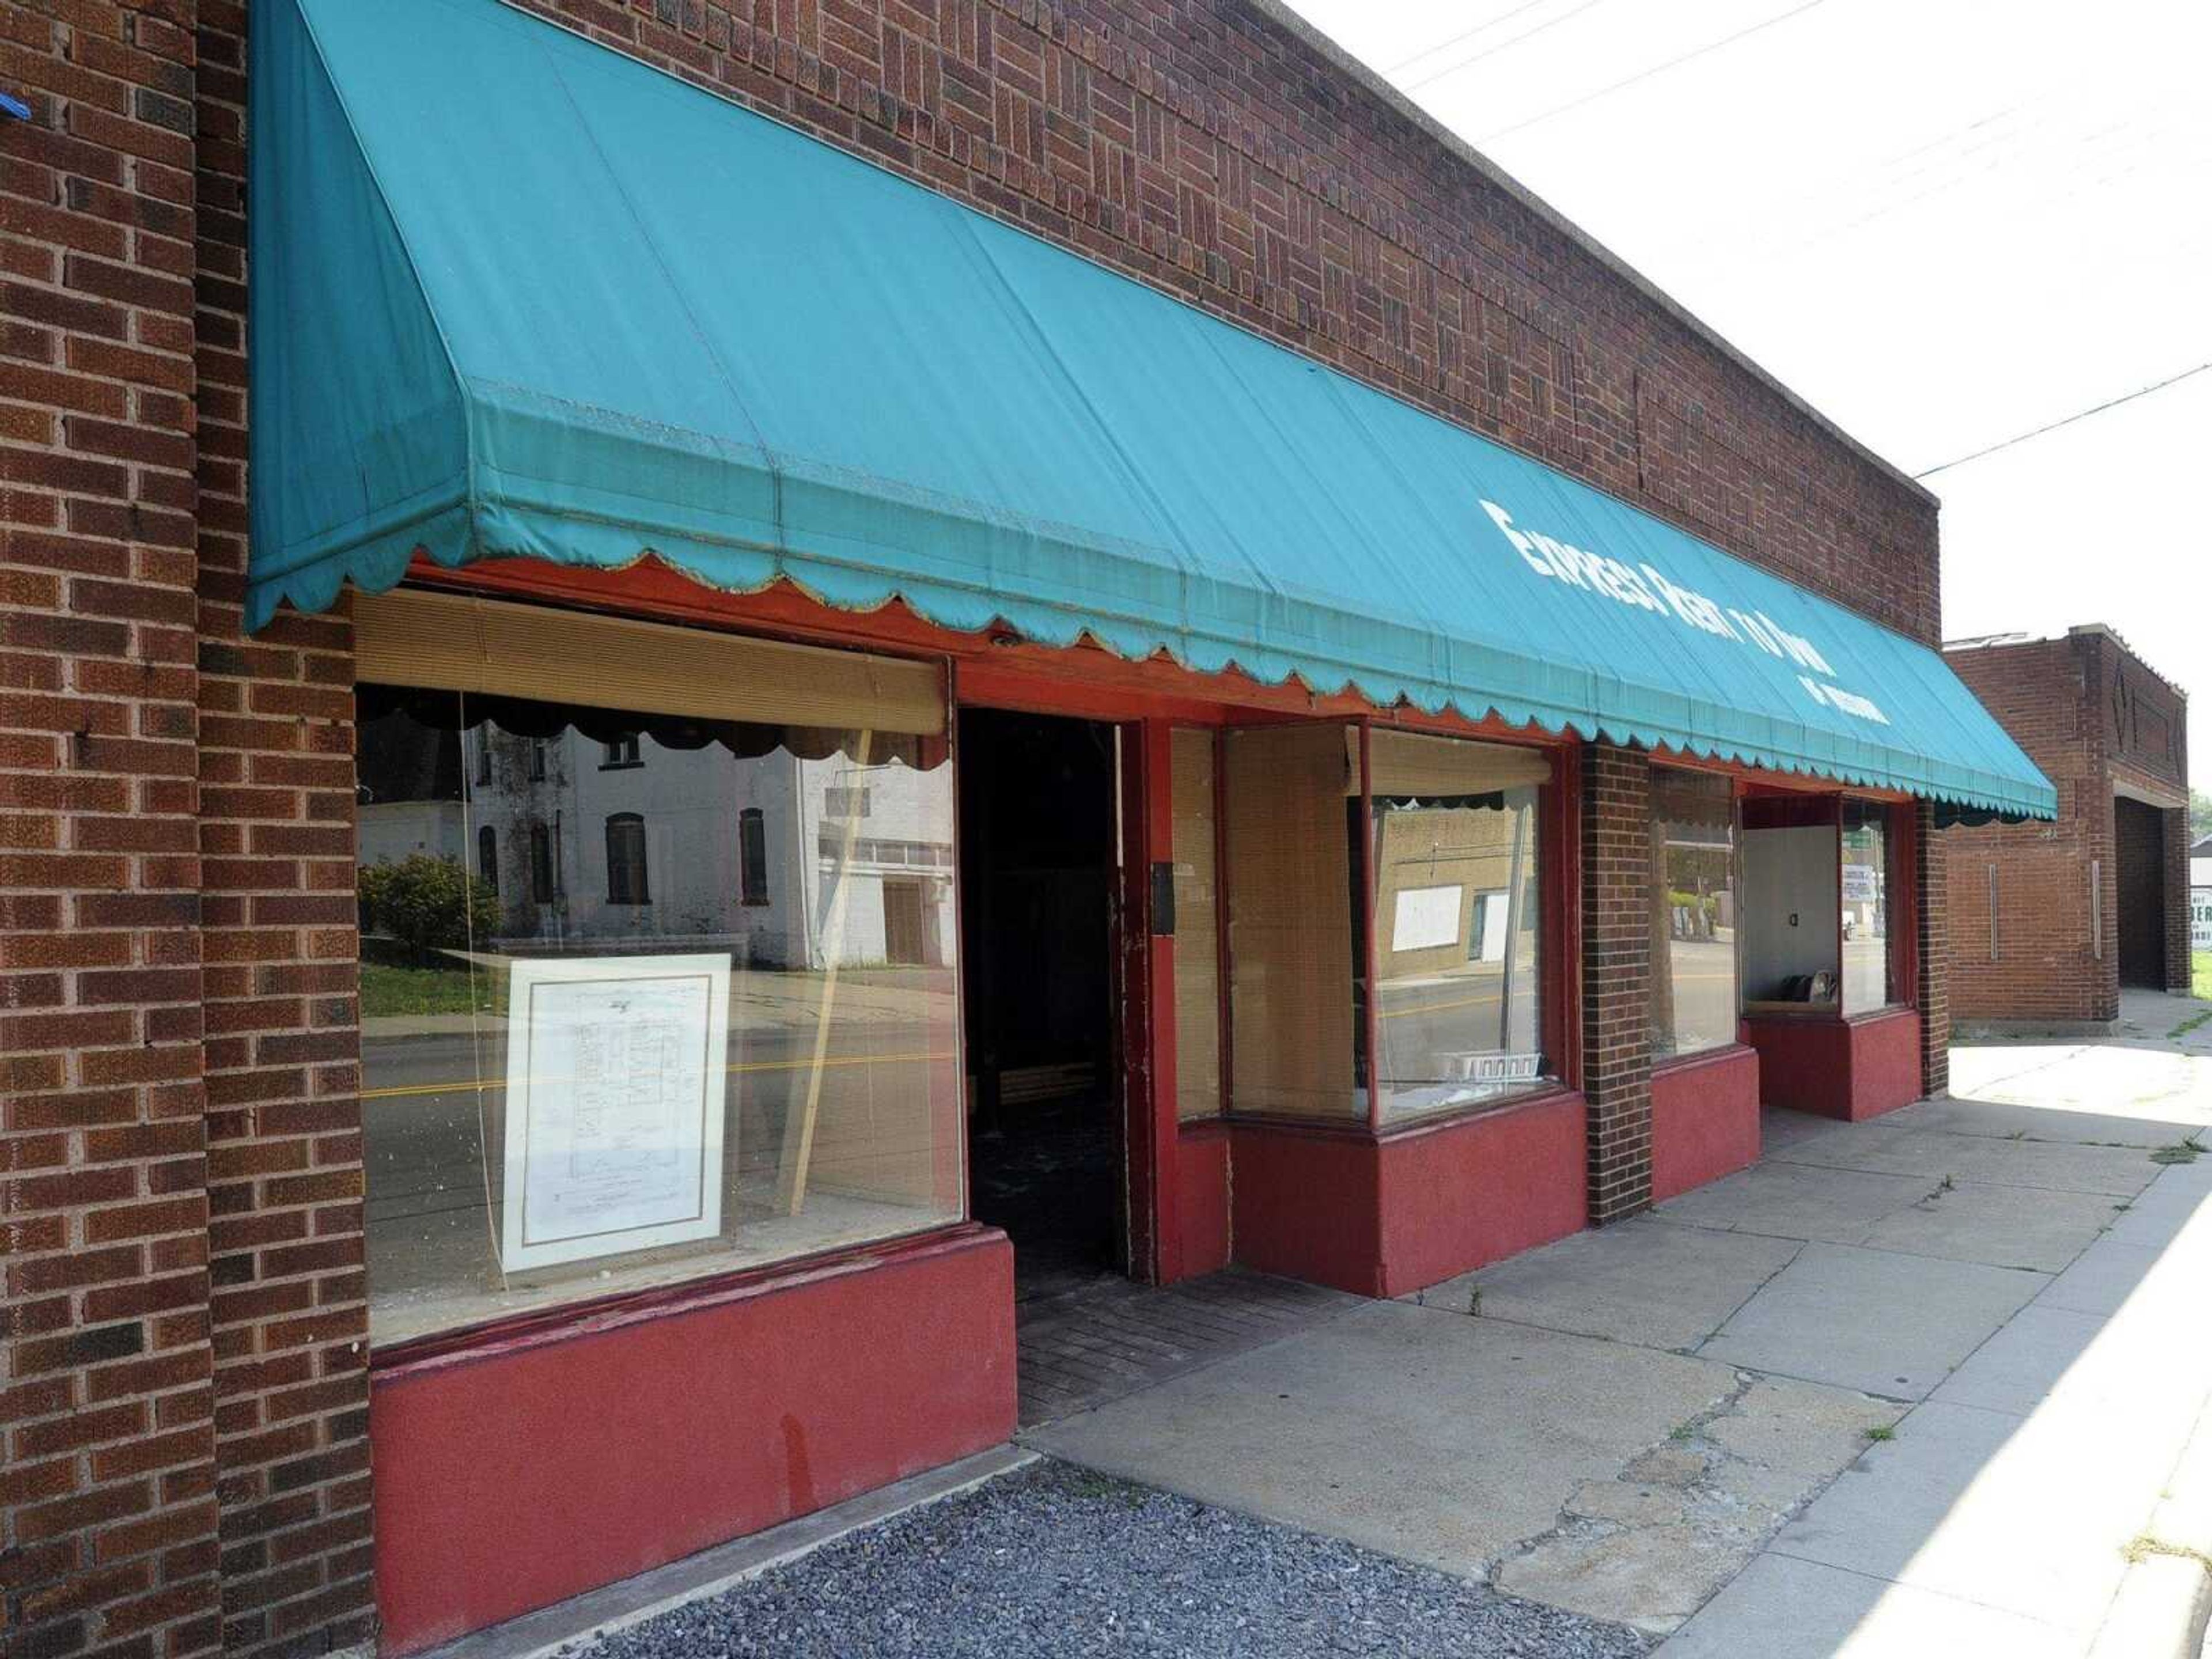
[3,2,2043,1655]
[1945,627,2192,1030]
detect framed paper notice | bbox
[499,953,731,1272]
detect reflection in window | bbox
[477,824,499,895]
[1841,799,1893,1012]
[1650,768,1738,1058]
[529,823,554,904]
[605,812,650,904]
[738,809,768,906]
[1368,783,1546,1120]
[355,687,961,1347]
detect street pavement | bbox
[1027,986,2212,1654]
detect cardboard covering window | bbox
[353,586,945,735]
[1225,724,1357,1119]
[1171,729,1223,1120]
[1357,728,1553,798]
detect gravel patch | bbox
[571,1459,1650,1658]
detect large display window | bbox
[354,590,961,1347]
[1219,723,1555,1125]
[1840,797,1896,1013]
[1740,793,1904,1018]
[1362,730,1552,1122]
[1650,767,1740,1057]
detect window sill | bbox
[369,1217,987,1378]
[1652,1041,1755,1075]
[1221,1082,1579,1145]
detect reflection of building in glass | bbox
[1368,787,1543,1117]
[1650,766,1741,1059]
[461,726,955,969]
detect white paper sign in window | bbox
[1392,884,1464,952]
[501,953,730,1272]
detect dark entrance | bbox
[958,709,1123,1299]
[2115,794,2168,988]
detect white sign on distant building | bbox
[1392,885,1464,953]
[501,953,730,1271]
[2192,888,2212,953]
[1842,863,1879,904]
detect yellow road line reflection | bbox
[359,1049,955,1103]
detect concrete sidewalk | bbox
[1028,990,2212,1653]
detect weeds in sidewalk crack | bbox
[2124,1533,2212,1571]
[2149,1132,2205,1166]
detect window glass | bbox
[1171,728,1221,1119]
[1650,768,1739,1057]
[1841,798,1894,1012]
[738,809,769,906]
[1368,781,1546,1120]
[605,812,650,904]
[357,685,960,1347]
[476,824,499,894]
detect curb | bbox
[2092,1385,2212,1659]
[2087,1554,2210,1659]
[414,1444,1037,1659]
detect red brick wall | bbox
[1,6,223,1659]
[1945,631,2190,1022]
[1579,744,1651,1222]
[195,3,380,1650]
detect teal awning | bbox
[249,0,2055,819]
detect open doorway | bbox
[958,709,1123,1301]
[2115,794,2168,988]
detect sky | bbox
[1278,0,2211,786]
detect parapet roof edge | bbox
[1248,0,1941,511]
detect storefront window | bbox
[1840,798,1894,1012]
[1650,768,1738,1058]
[357,675,961,1347]
[1364,729,1550,1122]
[1171,728,1221,1119]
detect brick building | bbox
[1944,627,2192,1031]
[1,2,2050,1656]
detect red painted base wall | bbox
[1744,1009,1922,1122]
[369,1227,1017,1654]
[1650,1046,1762,1201]
[1174,1120,1232,1279]
[1228,1092,1588,1298]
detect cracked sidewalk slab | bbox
[1493,1371,1901,1636]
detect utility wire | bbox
[1384,0,1556,75]
[1914,362,2212,478]
[1402,0,1620,93]
[1474,0,1827,142]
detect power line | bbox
[1473,0,1827,142]
[1914,362,2212,479]
[1383,0,1557,75]
[1401,0,1621,94]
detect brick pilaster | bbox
[1579,743,1652,1224]
[1914,798,1950,1097]
[194,3,379,1650]
[1,5,221,1657]
[2160,807,2191,994]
